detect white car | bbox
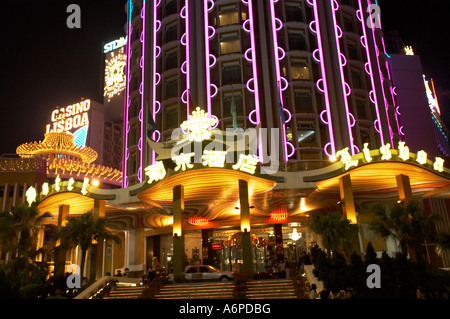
[168,265,233,282]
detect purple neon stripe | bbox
[357,0,385,146]
[204,0,212,116]
[310,0,336,158]
[367,0,394,147]
[247,0,261,125]
[122,0,132,188]
[184,0,190,120]
[244,0,264,162]
[151,0,159,165]
[329,0,355,155]
[138,1,146,183]
[268,0,289,162]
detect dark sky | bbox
[0,0,449,155]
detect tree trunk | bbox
[80,248,87,285]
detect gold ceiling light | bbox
[16,132,98,164]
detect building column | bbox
[173,185,186,279]
[93,199,106,280]
[338,175,357,224]
[274,224,284,262]
[396,174,413,204]
[239,179,253,277]
[55,204,70,277]
[338,175,362,254]
[134,227,146,277]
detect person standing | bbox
[310,284,318,299]
[284,258,291,279]
[277,259,286,279]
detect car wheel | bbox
[220,276,230,281]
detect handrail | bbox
[74,276,142,299]
[74,276,112,299]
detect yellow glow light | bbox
[173,153,195,172]
[91,179,100,187]
[363,143,372,163]
[55,174,61,192]
[26,186,37,207]
[67,177,75,191]
[336,147,358,170]
[42,182,49,196]
[433,157,445,172]
[397,142,410,161]
[404,46,414,55]
[81,177,89,195]
[202,150,227,168]
[17,132,98,164]
[104,47,126,102]
[233,154,259,174]
[380,144,392,160]
[416,150,428,165]
[145,161,166,184]
[180,107,218,142]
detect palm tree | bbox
[56,212,121,281]
[436,232,450,256]
[369,200,441,263]
[309,211,359,258]
[0,204,50,286]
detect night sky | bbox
[0,0,449,155]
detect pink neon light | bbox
[367,0,394,147]
[122,0,133,188]
[357,0,385,146]
[242,0,263,161]
[151,0,160,165]
[269,0,290,161]
[308,0,336,158]
[203,0,213,116]
[138,0,147,183]
[329,0,355,155]
[181,0,191,120]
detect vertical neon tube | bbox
[268,0,290,161]
[122,0,133,188]
[367,0,394,147]
[329,0,355,154]
[151,0,161,165]
[308,0,336,159]
[357,0,384,146]
[183,0,191,120]
[203,0,213,116]
[242,0,263,160]
[138,0,146,183]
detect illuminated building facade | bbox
[3,0,450,284]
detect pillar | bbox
[396,174,413,204]
[202,229,214,265]
[93,199,106,279]
[338,175,362,255]
[338,175,357,224]
[239,179,253,277]
[173,185,186,280]
[134,227,146,277]
[55,205,70,277]
[274,224,284,262]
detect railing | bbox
[74,276,141,299]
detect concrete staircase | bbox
[246,280,296,299]
[103,279,297,299]
[156,281,234,299]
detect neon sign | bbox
[332,142,446,174]
[104,47,126,102]
[103,37,127,54]
[45,100,91,147]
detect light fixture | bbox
[337,200,344,205]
